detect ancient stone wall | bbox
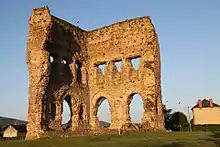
[26,6,164,140]
[87,17,164,129]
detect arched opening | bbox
[129,93,144,124]
[75,60,82,84]
[96,97,111,128]
[62,95,72,130]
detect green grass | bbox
[0,131,220,147]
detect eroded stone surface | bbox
[26,6,164,140]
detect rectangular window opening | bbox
[97,63,106,75]
[61,56,70,65]
[130,56,141,70]
[49,53,58,63]
[114,60,122,72]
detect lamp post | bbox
[164,100,168,109]
[187,106,192,132]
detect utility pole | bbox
[187,106,192,132]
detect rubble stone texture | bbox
[26,6,165,140]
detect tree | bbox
[163,105,173,130]
[169,111,189,131]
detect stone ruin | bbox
[26,6,165,140]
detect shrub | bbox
[180,123,190,131]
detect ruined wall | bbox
[87,17,164,129]
[26,7,90,139]
[26,6,164,140]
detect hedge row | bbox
[169,124,220,132]
[0,136,25,141]
[192,124,220,132]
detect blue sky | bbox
[0,0,220,123]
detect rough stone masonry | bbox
[26,6,165,140]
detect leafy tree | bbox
[163,105,173,130]
[169,111,189,131]
[190,118,194,126]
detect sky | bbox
[0,0,220,123]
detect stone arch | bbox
[127,93,145,124]
[62,92,80,129]
[96,97,111,128]
[57,90,80,130]
[91,93,112,128]
[126,92,157,128]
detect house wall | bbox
[3,126,18,138]
[193,107,220,125]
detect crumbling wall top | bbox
[29,6,85,33]
[85,16,156,63]
[87,16,152,37]
[32,6,50,12]
[88,16,151,32]
[30,6,51,19]
[52,16,86,32]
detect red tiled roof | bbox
[191,99,220,109]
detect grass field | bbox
[0,131,220,147]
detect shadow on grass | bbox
[209,132,220,145]
[159,142,184,147]
[199,132,220,146]
[211,132,220,138]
